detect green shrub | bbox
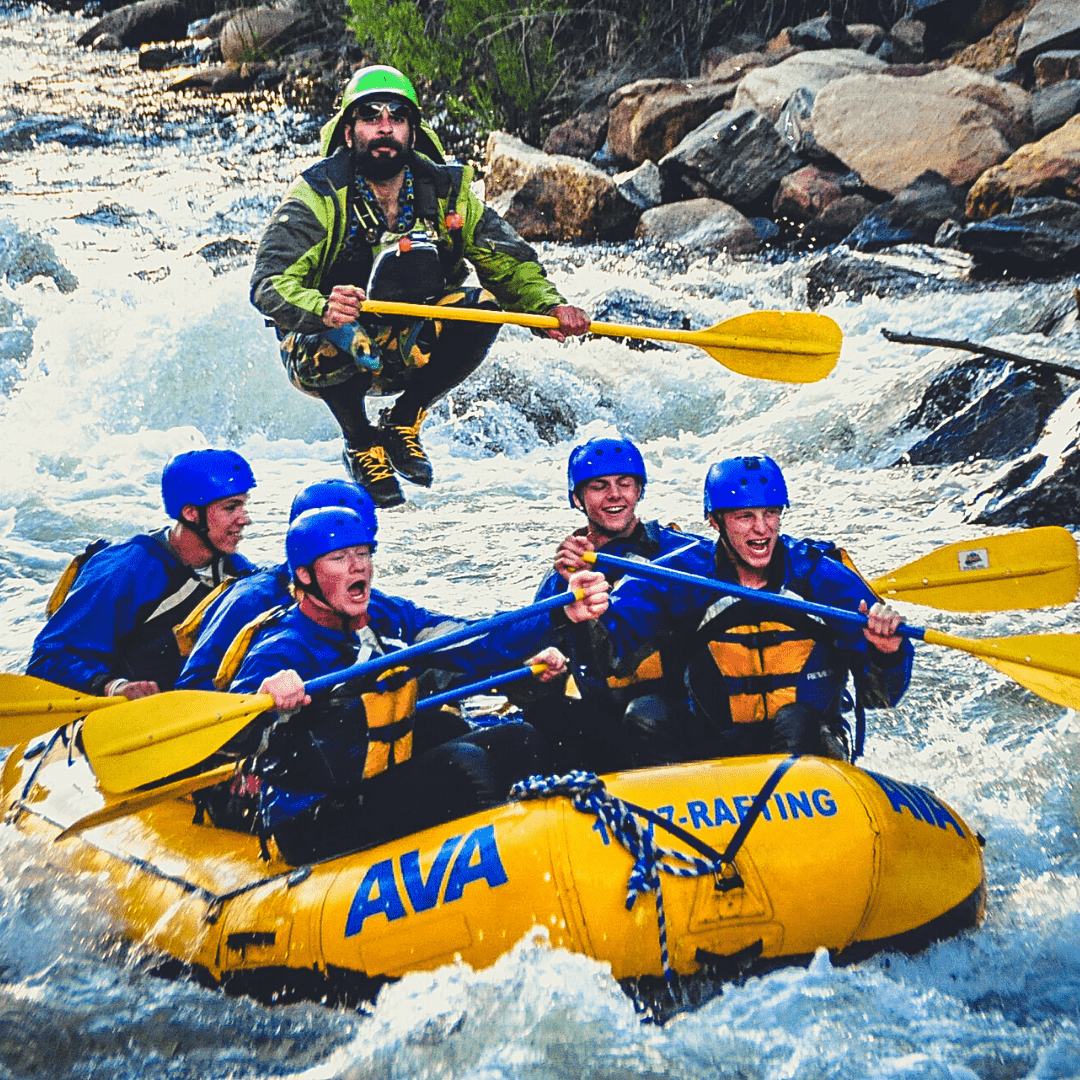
[346,0,570,145]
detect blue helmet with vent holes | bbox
[703,456,788,516]
[567,438,646,508]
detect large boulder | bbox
[75,0,196,49]
[811,67,1031,194]
[484,132,640,242]
[1016,0,1080,66]
[658,107,802,210]
[966,113,1080,216]
[635,198,761,255]
[604,79,737,169]
[220,7,308,63]
[732,49,887,123]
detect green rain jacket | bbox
[250,146,566,335]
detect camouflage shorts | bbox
[279,287,494,397]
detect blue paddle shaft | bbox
[415,665,536,713]
[305,589,579,694]
[591,551,925,641]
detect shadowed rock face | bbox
[967,397,1080,527]
[896,358,1067,466]
[844,171,968,252]
[950,196,1080,273]
[658,108,802,211]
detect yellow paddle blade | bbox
[872,528,1079,612]
[601,310,842,384]
[55,763,237,841]
[81,690,274,794]
[0,673,119,745]
[358,301,841,383]
[922,630,1080,710]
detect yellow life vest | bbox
[695,595,832,727]
[214,616,416,783]
[359,666,417,778]
[45,538,110,618]
[213,606,290,690]
[606,650,663,690]
[173,577,237,658]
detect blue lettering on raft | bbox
[654,790,838,831]
[866,771,966,838]
[345,824,509,937]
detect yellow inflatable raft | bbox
[1,731,985,995]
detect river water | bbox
[2,5,1080,1078]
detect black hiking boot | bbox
[342,442,404,508]
[379,408,434,487]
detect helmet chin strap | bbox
[182,506,226,562]
[297,569,354,632]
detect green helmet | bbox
[320,65,444,160]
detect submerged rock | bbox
[0,224,78,293]
[805,245,973,307]
[0,117,114,151]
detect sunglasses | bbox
[352,99,412,123]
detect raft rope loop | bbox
[510,757,798,985]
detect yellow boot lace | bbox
[349,444,395,482]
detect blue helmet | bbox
[286,506,378,577]
[162,449,256,519]
[289,478,377,523]
[704,456,789,516]
[567,437,647,508]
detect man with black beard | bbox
[252,65,589,508]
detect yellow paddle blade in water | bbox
[872,528,1079,612]
[922,630,1080,710]
[359,301,841,383]
[81,689,274,794]
[0,673,120,745]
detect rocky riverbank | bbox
[56,0,1080,274]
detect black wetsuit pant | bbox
[279,288,501,447]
